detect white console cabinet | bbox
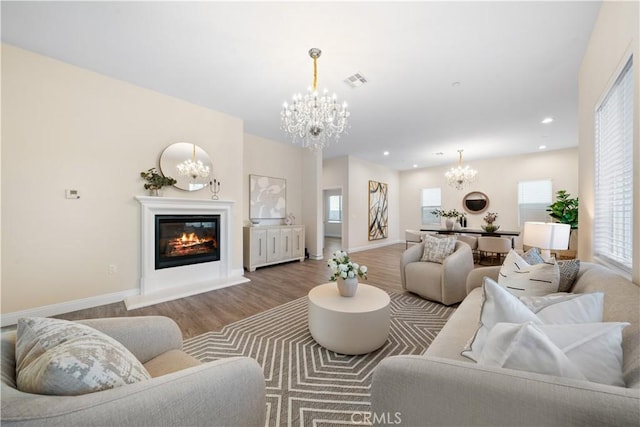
[243,225,305,271]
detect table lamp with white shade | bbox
[522,222,571,260]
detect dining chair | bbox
[477,236,511,265]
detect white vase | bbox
[336,277,358,297]
[149,188,163,197]
[445,218,455,230]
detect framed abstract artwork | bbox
[249,174,286,219]
[368,180,388,240]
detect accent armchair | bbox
[1,316,266,427]
[400,240,474,305]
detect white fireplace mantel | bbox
[125,196,249,310]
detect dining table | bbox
[419,227,520,248]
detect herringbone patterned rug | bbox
[183,290,454,427]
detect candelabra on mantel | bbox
[209,179,221,200]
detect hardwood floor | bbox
[56,238,408,339]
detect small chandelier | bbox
[445,150,477,190]
[177,144,210,181]
[281,48,350,151]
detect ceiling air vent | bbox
[344,72,367,88]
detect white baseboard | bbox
[1,289,138,327]
[348,239,403,253]
[1,268,251,327]
[124,275,250,310]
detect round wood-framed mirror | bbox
[463,191,489,214]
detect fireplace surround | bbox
[125,197,248,309]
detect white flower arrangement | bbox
[328,250,368,281]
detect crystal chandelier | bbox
[445,150,477,190]
[281,48,350,151]
[177,144,210,181]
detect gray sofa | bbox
[372,262,640,426]
[1,316,266,427]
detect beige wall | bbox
[1,44,245,314]
[578,1,639,283]
[399,148,579,246]
[242,133,304,226]
[323,156,400,252]
[347,156,400,251]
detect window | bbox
[421,188,441,225]
[328,195,342,222]
[518,179,552,226]
[594,57,633,274]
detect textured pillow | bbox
[557,259,581,292]
[16,317,151,395]
[461,278,604,362]
[498,249,560,296]
[478,321,628,386]
[521,247,545,265]
[420,235,457,263]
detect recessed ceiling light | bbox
[383,151,390,156]
[451,81,461,88]
[413,164,418,168]
[541,117,554,124]
[434,152,444,156]
[539,145,547,150]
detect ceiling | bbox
[1,1,601,170]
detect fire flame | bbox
[180,232,200,244]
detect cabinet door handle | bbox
[273,237,276,253]
[258,238,262,257]
[286,236,289,252]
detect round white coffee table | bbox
[307,283,390,355]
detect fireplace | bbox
[155,215,220,269]
[127,196,248,310]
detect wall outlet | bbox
[108,264,117,275]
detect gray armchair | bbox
[400,240,474,305]
[1,316,266,427]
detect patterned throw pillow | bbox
[420,235,457,264]
[521,247,545,265]
[16,317,151,396]
[521,248,580,292]
[498,249,560,296]
[557,259,581,292]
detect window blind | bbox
[594,58,633,273]
[518,180,552,226]
[328,195,342,222]
[421,188,441,225]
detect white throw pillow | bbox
[519,292,604,323]
[498,249,560,296]
[478,321,628,386]
[461,278,604,362]
[16,317,151,395]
